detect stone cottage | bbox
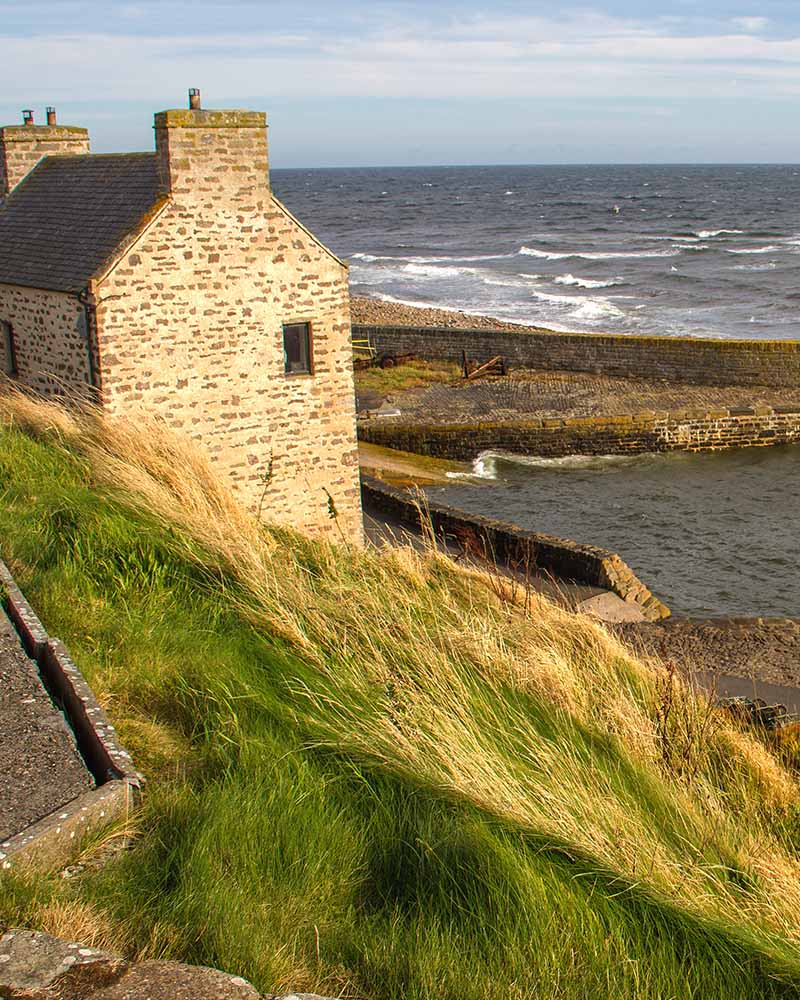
[0,93,362,542]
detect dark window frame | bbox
[1,320,17,377]
[282,321,313,376]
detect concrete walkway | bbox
[360,368,800,427]
[0,610,92,843]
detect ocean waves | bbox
[519,245,679,260]
[306,163,800,340]
[554,274,623,289]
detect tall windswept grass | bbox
[2,387,800,998]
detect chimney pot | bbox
[46,106,57,126]
[188,88,201,110]
[22,109,34,126]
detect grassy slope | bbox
[2,399,800,998]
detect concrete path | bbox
[0,610,92,842]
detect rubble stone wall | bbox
[0,283,93,396]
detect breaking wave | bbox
[473,450,653,474]
[695,229,744,238]
[725,246,783,255]
[351,251,516,264]
[554,274,623,289]
[519,245,679,261]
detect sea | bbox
[272,165,800,616]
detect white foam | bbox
[569,300,626,322]
[725,245,783,255]
[529,289,626,322]
[695,229,744,238]
[402,263,474,279]
[475,450,650,472]
[447,455,499,480]
[530,289,585,306]
[730,261,778,271]
[554,274,623,289]
[351,251,516,264]
[519,246,571,261]
[520,245,678,261]
[580,249,679,260]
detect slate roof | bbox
[0,153,166,294]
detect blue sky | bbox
[3,1,800,165]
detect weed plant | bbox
[1,391,800,998]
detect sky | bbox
[3,1,800,166]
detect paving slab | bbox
[0,609,93,842]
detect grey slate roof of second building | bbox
[0,153,166,294]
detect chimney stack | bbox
[154,91,269,204]
[1,110,90,197]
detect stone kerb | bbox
[353,323,800,388]
[0,558,141,869]
[361,476,670,621]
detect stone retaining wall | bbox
[362,477,670,621]
[359,405,800,461]
[353,323,800,388]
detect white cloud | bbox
[732,16,769,34]
[2,10,800,108]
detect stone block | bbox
[89,961,260,1000]
[0,929,127,1000]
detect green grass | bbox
[355,359,460,398]
[2,404,800,998]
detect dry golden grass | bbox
[34,898,121,951]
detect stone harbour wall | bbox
[353,323,800,388]
[362,476,670,620]
[359,405,800,461]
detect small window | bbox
[283,322,312,375]
[1,321,16,376]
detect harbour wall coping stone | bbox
[361,476,670,621]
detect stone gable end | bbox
[94,194,361,542]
